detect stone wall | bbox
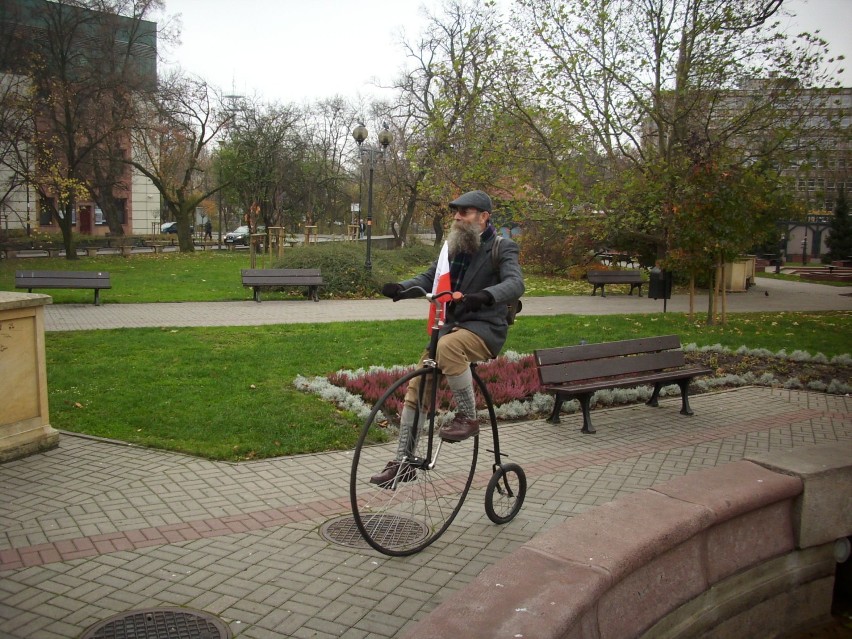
[402,442,852,639]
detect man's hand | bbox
[381,282,404,301]
[461,291,493,313]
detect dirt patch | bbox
[686,351,851,390]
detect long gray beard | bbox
[447,221,481,258]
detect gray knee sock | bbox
[395,405,424,459]
[446,369,477,419]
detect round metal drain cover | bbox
[81,607,231,639]
[321,514,429,548]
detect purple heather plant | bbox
[327,355,543,419]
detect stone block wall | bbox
[402,442,852,639]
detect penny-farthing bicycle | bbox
[349,288,526,556]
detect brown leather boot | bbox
[439,416,480,442]
[369,461,416,487]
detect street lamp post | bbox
[352,123,392,271]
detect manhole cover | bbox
[320,514,429,548]
[81,607,231,639]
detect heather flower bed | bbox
[323,352,543,419]
[294,345,852,428]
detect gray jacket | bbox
[401,235,525,356]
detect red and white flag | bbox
[427,241,451,334]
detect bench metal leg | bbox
[578,394,596,434]
[547,394,564,424]
[94,289,101,306]
[308,285,319,302]
[678,379,695,415]
[549,393,596,432]
[253,287,262,303]
[646,383,662,407]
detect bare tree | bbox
[388,0,505,246]
[130,71,230,251]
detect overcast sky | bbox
[156,0,852,106]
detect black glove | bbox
[461,291,493,313]
[381,282,404,301]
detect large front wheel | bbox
[350,367,478,556]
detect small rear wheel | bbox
[485,463,526,524]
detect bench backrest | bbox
[15,270,111,288]
[587,270,643,283]
[535,335,685,385]
[241,268,323,285]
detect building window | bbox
[39,198,54,225]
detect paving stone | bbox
[0,388,848,638]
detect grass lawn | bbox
[0,251,259,303]
[5,245,849,460]
[0,248,604,301]
[45,311,852,461]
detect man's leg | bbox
[369,404,423,486]
[436,329,492,442]
[370,350,430,486]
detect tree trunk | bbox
[97,190,126,236]
[172,202,196,252]
[688,273,695,319]
[432,213,444,247]
[58,202,78,260]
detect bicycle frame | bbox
[408,289,510,475]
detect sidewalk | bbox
[1,279,850,638]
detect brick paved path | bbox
[2,387,850,638]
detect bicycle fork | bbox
[395,363,446,479]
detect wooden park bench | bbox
[15,270,111,305]
[587,269,644,297]
[241,268,323,303]
[534,335,711,433]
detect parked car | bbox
[224,225,266,245]
[224,225,250,245]
[160,222,195,235]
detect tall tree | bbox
[825,187,852,263]
[130,72,229,251]
[217,100,302,232]
[297,97,355,233]
[512,0,843,308]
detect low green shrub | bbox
[274,242,439,298]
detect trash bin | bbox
[649,267,673,300]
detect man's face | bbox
[451,207,489,232]
[447,207,488,256]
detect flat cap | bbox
[449,190,492,213]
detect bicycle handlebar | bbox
[400,286,463,303]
